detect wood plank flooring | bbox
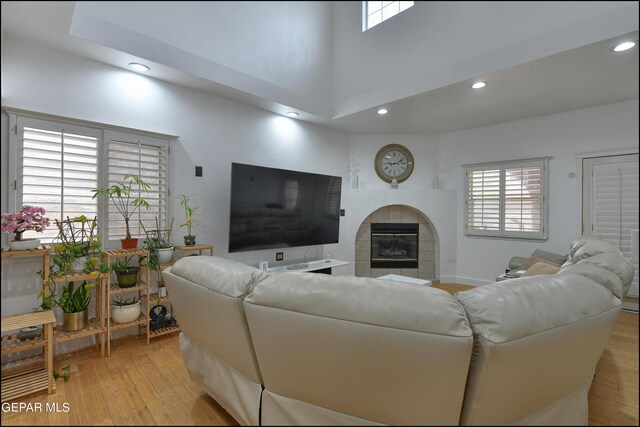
[1,284,637,426]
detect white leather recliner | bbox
[164,236,633,426]
[163,256,269,425]
[455,236,633,425]
[244,272,474,426]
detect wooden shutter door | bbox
[584,154,639,298]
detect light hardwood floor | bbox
[1,285,638,426]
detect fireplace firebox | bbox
[370,223,419,268]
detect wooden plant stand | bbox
[1,310,56,402]
[174,244,214,260]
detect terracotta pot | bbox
[121,238,139,250]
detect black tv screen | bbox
[229,163,342,253]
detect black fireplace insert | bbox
[370,223,419,268]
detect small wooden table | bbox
[1,310,56,402]
[174,244,214,259]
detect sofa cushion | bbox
[523,261,561,277]
[577,252,634,296]
[246,272,471,336]
[559,262,625,299]
[568,235,600,259]
[531,249,566,266]
[521,256,548,270]
[456,273,620,343]
[170,255,268,297]
[572,239,622,262]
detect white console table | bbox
[267,259,349,276]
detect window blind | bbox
[465,158,548,239]
[20,126,99,242]
[107,138,168,241]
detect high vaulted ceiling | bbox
[2,1,638,135]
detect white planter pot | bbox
[158,286,167,298]
[70,256,88,273]
[9,238,41,251]
[111,301,141,324]
[158,247,174,265]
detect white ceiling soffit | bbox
[69,1,332,119]
[330,31,639,135]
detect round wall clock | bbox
[374,144,414,183]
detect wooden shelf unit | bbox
[46,271,108,357]
[144,257,181,339]
[174,244,214,260]
[1,310,56,402]
[103,249,150,356]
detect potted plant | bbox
[141,218,174,268]
[178,194,200,246]
[39,280,96,332]
[92,174,151,249]
[49,216,106,275]
[112,257,139,288]
[1,205,50,250]
[111,296,141,324]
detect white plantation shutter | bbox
[466,166,501,234]
[106,132,169,241]
[503,161,544,238]
[17,119,100,243]
[586,154,639,297]
[465,158,548,239]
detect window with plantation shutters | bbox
[16,118,100,243]
[465,158,548,239]
[106,131,169,241]
[10,114,172,246]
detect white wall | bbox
[331,1,638,118]
[71,1,333,117]
[346,100,639,284]
[0,37,349,347]
[437,98,639,283]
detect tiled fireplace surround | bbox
[355,205,436,280]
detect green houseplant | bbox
[178,194,199,246]
[47,216,108,278]
[111,296,141,324]
[141,217,174,270]
[92,174,151,249]
[111,257,139,288]
[39,280,96,332]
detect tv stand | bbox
[267,259,349,276]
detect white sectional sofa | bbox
[163,236,633,426]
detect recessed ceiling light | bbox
[129,62,150,72]
[611,41,637,52]
[377,108,388,115]
[471,81,487,89]
[286,111,299,118]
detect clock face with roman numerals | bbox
[374,144,414,183]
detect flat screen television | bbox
[229,163,342,253]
